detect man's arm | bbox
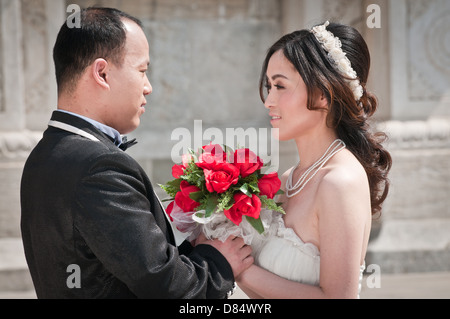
[74,152,238,298]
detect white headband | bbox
[311,21,363,101]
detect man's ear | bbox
[91,58,110,90]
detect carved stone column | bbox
[0,0,27,239]
[22,0,62,131]
[0,0,65,238]
[0,0,64,294]
[366,0,450,273]
[0,0,25,131]
[367,119,450,272]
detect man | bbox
[20,7,252,299]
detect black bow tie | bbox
[119,136,138,151]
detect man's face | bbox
[105,19,152,134]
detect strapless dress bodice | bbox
[252,211,365,297]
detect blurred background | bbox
[0,0,449,298]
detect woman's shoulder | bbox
[318,149,369,197]
[315,149,371,226]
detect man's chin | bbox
[119,122,140,135]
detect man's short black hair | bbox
[53,7,143,94]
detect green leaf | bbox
[245,216,265,234]
[189,191,203,202]
[241,173,259,184]
[217,190,234,211]
[204,196,218,217]
[167,178,182,189]
[260,195,286,215]
[195,211,205,218]
[239,183,252,197]
[248,182,260,193]
[159,179,182,198]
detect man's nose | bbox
[144,77,152,95]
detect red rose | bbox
[174,181,201,212]
[172,153,192,178]
[172,164,185,179]
[197,143,227,170]
[258,172,281,199]
[204,162,240,194]
[233,148,263,178]
[165,201,176,221]
[202,143,225,155]
[224,193,261,225]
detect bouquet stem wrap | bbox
[170,202,275,245]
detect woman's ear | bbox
[91,58,110,90]
[313,89,329,110]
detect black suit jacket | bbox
[20,111,234,299]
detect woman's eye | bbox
[265,83,284,94]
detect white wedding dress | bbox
[251,210,365,298]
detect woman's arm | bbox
[315,164,371,298]
[237,264,326,299]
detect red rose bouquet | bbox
[160,143,285,242]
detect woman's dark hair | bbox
[53,7,143,94]
[259,22,392,216]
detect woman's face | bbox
[264,50,326,141]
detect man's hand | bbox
[196,234,254,278]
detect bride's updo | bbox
[259,22,392,216]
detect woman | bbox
[236,21,392,299]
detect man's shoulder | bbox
[26,129,141,176]
[66,136,142,173]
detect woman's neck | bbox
[294,129,339,171]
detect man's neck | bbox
[56,109,123,146]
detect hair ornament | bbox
[311,21,364,102]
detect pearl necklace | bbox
[286,139,346,198]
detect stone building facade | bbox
[0,0,449,294]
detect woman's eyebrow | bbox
[271,74,288,80]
